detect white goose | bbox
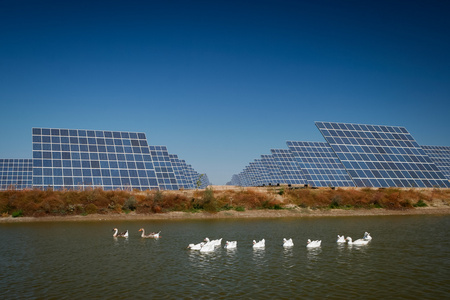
[253,239,265,248]
[346,236,369,245]
[113,228,128,238]
[337,235,346,243]
[363,232,372,241]
[224,241,237,249]
[187,242,205,250]
[139,228,161,239]
[283,238,294,247]
[199,241,215,253]
[204,237,222,247]
[306,239,321,248]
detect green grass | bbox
[12,210,23,218]
[413,199,428,207]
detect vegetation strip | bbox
[1,186,449,219]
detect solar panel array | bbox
[32,128,158,191]
[182,161,210,189]
[169,154,190,189]
[287,141,355,187]
[149,146,178,190]
[27,127,208,191]
[229,122,450,188]
[261,154,285,185]
[0,159,33,190]
[316,122,449,188]
[169,155,210,189]
[421,146,450,181]
[232,151,308,187]
[271,149,307,185]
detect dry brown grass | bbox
[1,186,449,217]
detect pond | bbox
[1,215,449,299]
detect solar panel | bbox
[247,161,264,186]
[287,141,355,187]
[32,128,159,191]
[183,162,208,189]
[169,154,190,189]
[149,146,179,190]
[315,122,450,188]
[179,159,195,189]
[261,154,285,185]
[229,174,241,186]
[270,149,307,185]
[421,146,450,181]
[234,169,250,186]
[255,158,274,186]
[0,159,33,190]
[198,173,210,188]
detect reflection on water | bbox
[1,215,449,299]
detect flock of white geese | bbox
[112,228,161,239]
[188,232,372,252]
[113,228,372,252]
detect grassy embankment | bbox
[1,186,450,218]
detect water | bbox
[1,215,449,299]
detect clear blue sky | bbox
[1,0,449,185]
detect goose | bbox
[253,239,265,248]
[187,242,205,250]
[112,228,128,238]
[346,236,369,245]
[337,235,346,243]
[204,237,222,247]
[139,228,161,239]
[199,241,215,253]
[306,239,321,248]
[224,241,237,249]
[363,232,372,241]
[283,238,294,247]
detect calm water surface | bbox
[1,215,449,299]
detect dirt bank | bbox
[1,205,449,223]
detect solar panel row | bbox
[229,122,450,188]
[0,127,210,191]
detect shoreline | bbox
[1,206,449,223]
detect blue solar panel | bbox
[316,122,450,188]
[32,128,159,191]
[199,173,210,188]
[0,159,33,190]
[169,154,190,189]
[149,146,178,190]
[248,160,264,186]
[421,146,450,181]
[229,174,241,186]
[261,154,285,185]
[287,141,355,187]
[270,149,307,185]
[181,161,208,189]
[254,158,274,186]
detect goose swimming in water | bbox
[363,232,372,241]
[112,228,128,238]
[253,239,265,248]
[306,239,321,248]
[283,238,294,247]
[224,241,237,249]
[139,228,161,239]
[346,236,369,245]
[204,237,222,247]
[337,235,346,243]
[187,242,205,250]
[199,241,216,253]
